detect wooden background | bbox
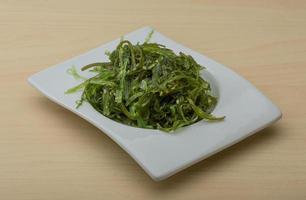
[1,0,306,199]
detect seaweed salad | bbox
[66,31,224,132]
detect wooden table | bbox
[1,0,306,199]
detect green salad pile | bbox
[66,32,224,132]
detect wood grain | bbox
[1,0,306,199]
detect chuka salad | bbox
[66,31,224,132]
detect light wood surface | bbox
[1,0,306,199]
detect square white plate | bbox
[28,26,281,181]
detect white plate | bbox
[28,27,281,181]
